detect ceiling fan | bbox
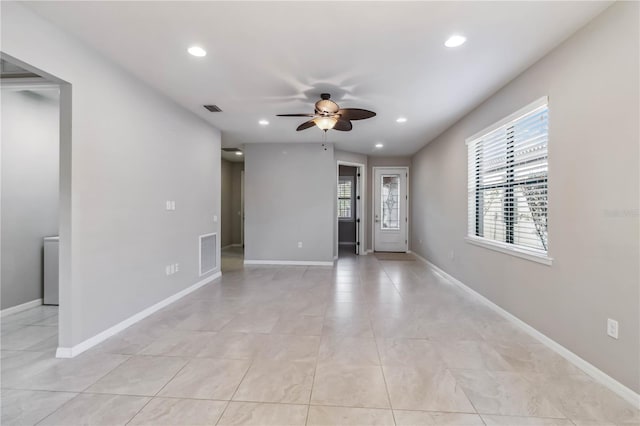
[277,93,376,132]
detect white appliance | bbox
[43,236,59,305]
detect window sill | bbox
[465,236,553,266]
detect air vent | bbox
[199,233,217,276]
[203,105,222,112]
[222,148,242,153]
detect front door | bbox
[374,167,407,252]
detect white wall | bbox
[1,88,59,309]
[2,3,221,349]
[245,143,334,263]
[410,2,639,392]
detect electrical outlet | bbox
[165,265,171,275]
[175,263,180,272]
[213,215,218,222]
[298,241,303,248]
[607,318,619,339]
[171,201,176,210]
[165,201,172,211]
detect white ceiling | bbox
[26,1,610,156]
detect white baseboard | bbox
[412,252,640,408]
[244,260,334,266]
[1,298,43,317]
[365,249,373,254]
[55,272,221,359]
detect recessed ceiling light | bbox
[444,35,466,48]
[396,117,407,123]
[235,151,243,156]
[187,46,207,57]
[258,119,269,126]
[375,143,384,148]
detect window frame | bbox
[465,96,553,266]
[338,176,355,221]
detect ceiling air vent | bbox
[203,105,222,112]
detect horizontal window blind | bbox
[467,101,549,254]
[338,177,354,219]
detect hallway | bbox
[2,256,638,425]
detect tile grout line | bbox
[366,266,398,426]
[123,356,193,425]
[33,388,85,426]
[305,286,330,426]
[214,344,261,426]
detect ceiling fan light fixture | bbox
[314,116,338,131]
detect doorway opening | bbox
[0,53,71,356]
[220,148,245,272]
[336,161,365,258]
[372,166,409,253]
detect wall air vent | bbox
[199,233,217,276]
[222,148,242,153]
[203,105,222,112]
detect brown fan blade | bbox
[277,113,317,117]
[333,119,353,131]
[338,108,376,121]
[296,120,317,131]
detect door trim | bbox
[371,166,409,252]
[336,160,366,256]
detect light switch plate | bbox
[607,318,619,339]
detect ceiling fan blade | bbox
[296,120,317,131]
[338,108,376,121]
[277,113,317,117]
[333,119,353,131]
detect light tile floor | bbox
[2,251,639,425]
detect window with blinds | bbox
[338,177,354,219]
[467,97,549,257]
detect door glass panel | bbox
[381,174,400,229]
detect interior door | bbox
[374,167,407,252]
